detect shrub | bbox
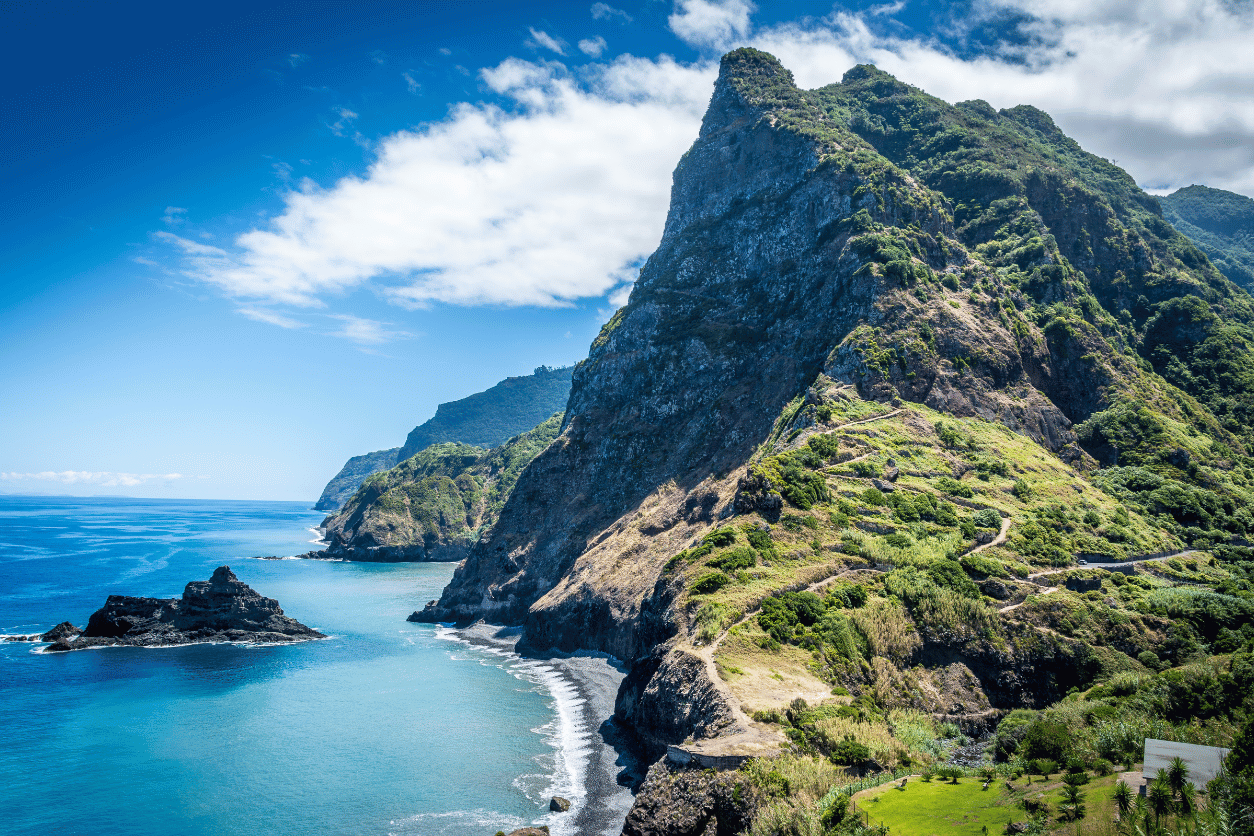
[852,460,880,478]
[746,527,776,557]
[808,433,840,459]
[703,527,737,548]
[936,476,974,498]
[1021,720,1071,763]
[691,571,732,594]
[710,547,757,572]
[974,509,1002,529]
[863,487,886,506]
[829,736,872,766]
[884,532,914,548]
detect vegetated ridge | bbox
[1160,184,1254,293]
[418,50,1254,836]
[318,414,563,562]
[312,365,572,511]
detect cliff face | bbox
[417,51,1090,651]
[320,415,562,561]
[414,49,1254,759]
[314,447,400,512]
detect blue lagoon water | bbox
[0,496,593,836]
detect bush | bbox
[703,527,737,548]
[746,527,776,558]
[936,476,974,498]
[808,433,840,459]
[1031,759,1059,777]
[691,571,732,594]
[710,547,757,572]
[974,508,1002,529]
[829,736,872,766]
[863,487,886,506]
[1021,720,1071,763]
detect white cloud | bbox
[403,71,421,94]
[579,36,608,57]
[327,314,412,344]
[668,0,755,51]
[239,307,306,329]
[288,53,309,68]
[0,471,185,488]
[527,28,567,55]
[162,206,187,226]
[370,50,387,65]
[164,0,1254,329]
[591,3,632,23]
[329,106,359,137]
[748,1,1254,195]
[168,55,712,309]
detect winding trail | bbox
[998,585,1058,613]
[966,516,1011,556]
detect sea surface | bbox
[0,496,611,836]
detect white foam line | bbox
[432,627,594,836]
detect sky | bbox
[2,0,1253,502]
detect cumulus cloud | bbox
[579,36,608,57]
[1,471,186,488]
[751,0,1254,194]
[164,0,1254,330]
[668,0,755,51]
[527,28,567,55]
[162,206,187,226]
[169,55,712,309]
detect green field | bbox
[854,775,1120,836]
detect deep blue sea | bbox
[0,496,595,836]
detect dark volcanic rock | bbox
[41,622,80,642]
[621,760,755,836]
[45,566,324,652]
[548,796,571,812]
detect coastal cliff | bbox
[413,49,1254,831]
[319,415,562,561]
[314,366,572,513]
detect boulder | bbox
[548,796,571,812]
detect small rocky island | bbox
[39,566,325,652]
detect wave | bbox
[433,625,595,836]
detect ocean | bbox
[0,496,630,836]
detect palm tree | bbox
[1062,783,1087,821]
[1167,757,1190,797]
[1177,782,1197,820]
[1115,780,1135,820]
[1149,776,1176,830]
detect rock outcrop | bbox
[44,566,324,651]
[314,447,401,512]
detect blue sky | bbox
[3,0,1253,501]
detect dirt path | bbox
[998,585,1058,613]
[1026,550,1192,580]
[966,516,1011,556]
[836,409,902,429]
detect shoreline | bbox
[440,622,640,836]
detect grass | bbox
[853,773,1122,836]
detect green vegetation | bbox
[322,413,563,554]
[1160,185,1254,292]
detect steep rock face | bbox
[319,415,562,562]
[417,50,1086,654]
[415,48,1254,762]
[46,566,324,651]
[314,447,400,512]
[621,760,756,836]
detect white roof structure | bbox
[1143,738,1231,787]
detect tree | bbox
[1167,757,1191,797]
[1149,776,1176,828]
[1061,783,1087,821]
[1114,780,1134,820]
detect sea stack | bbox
[45,566,325,651]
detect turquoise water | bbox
[0,496,573,836]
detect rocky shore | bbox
[39,566,325,652]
